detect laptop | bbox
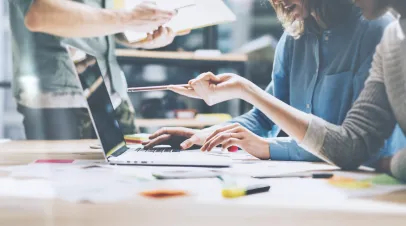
[70,49,232,167]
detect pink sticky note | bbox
[35,159,75,164]
[227,146,238,152]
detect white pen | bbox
[127,84,191,93]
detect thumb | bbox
[177,29,191,36]
[168,85,200,99]
[204,72,222,83]
[180,135,201,150]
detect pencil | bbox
[175,4,196,12]
[127,84,191,93]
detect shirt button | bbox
[325,36,329,41]
[306,104,311,109]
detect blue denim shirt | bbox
[230,9,406,166]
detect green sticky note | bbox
[363,174,404,185]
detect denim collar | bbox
[303,5,362,35]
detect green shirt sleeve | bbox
[8,0,35,15]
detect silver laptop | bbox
[70,49,232,167]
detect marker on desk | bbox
[222,184,270,199]
[311,173,334,179]
[255,173,334,179]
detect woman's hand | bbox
[124,1,176,32]
[169,72,253,106]
[201,124,271,160]
[142,127,208,149]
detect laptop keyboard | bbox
[130,147,181,153]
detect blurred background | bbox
[0,0,283,139]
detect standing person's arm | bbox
[15,0,174,37]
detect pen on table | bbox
[222,184,271,198]
[255,173,334,179]
[127,84,191,93]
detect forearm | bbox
[269,137,322,161]
[243,83,310,143]
[25,0,128,37]
[242,79,396,170]
[390,149,406,182]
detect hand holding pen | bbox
[127,84,192,92]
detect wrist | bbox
[377,157,393,173]
[241,80,259,102]
[259,137,271,160]
[113,9,133,31]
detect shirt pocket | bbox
[314,71,354,124]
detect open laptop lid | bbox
[69,47,128,158]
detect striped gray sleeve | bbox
[299,79,397,170]
[391,149,406,182]
[299,115,332,164]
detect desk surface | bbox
[116,49,248,62]
[1,140,406,226]
[0,140,103,165]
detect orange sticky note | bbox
[140,189,188,199]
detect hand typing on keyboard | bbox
[143,127,207,150]
[133,147,181,153]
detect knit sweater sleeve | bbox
[299,41,398,170]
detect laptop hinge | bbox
[109,145,129,158]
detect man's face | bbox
[353,0,390,19]
[273,0,310,21]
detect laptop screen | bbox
[72,51,127,157]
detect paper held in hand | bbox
[118,0,237,43]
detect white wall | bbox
[1,1,23,139]
[0,0,5,138]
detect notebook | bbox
[116,0,237,43]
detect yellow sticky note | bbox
[328,176,372,189]
[114,0,124,9]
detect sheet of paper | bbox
[50,167,142,203]
[122,0,236,42]
[0,164,143,203]
[0,139,11,144]
[0,178,57,199]
[0,160,108,179]
[324,171,406,198]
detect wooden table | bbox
[116,50,248,63]
[1,140,406,226]
[0,140,103,165]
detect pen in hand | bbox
[127,84,191,93]
[174,4,196,13]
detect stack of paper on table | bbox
[118,0,237,43]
